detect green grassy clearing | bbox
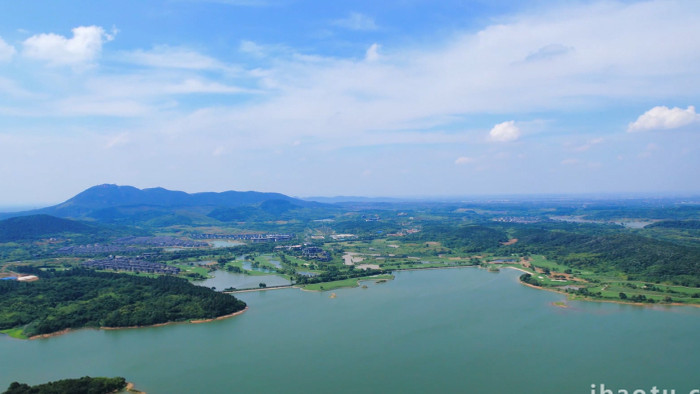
[302,274,394,291]
[496,255,700,305]
[0,327,28,339]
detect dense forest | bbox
[2,376,126,394]
[646,220,700,230]
[506,226,700,286]
[405,224,509,252]
[0,215,96,242]
[0,269,246,337]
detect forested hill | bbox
[0,184,317,220]
[0,184,334,226]
[646,220,700,230]
[0,215,97,242]
[3,377,127,394]
[505,226,700,286]
[0,269,246,338]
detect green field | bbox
[0,327,28,339]
[301,275,394,291]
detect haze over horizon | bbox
[1,183,698,212]
[1,0,699,205]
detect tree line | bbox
[3,376,126,394]
[0,268,246,337]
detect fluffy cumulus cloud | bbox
[0,37,16,62]
[22,26,114,65]
[627,105,699,132]
[200,0,700,146]
[489,121,521,142]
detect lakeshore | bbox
[124,382,146,394]
[25,308,249,340]
[11,263,698,343]
[502,267,700,308]
[2,268,698,394]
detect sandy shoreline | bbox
[28,307,249,340]
[124,382,146,394]
[189,308,248,324]
[502,266,530,275]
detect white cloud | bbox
[86,75,254,97]
[22,26,114,65]
[0,37,16,62]
[0,77,39,99]
[198,0,700,149]
[455,157,476,165]
[489,121,521,142]
[240,40,266,56]
[6,1,700,154]
[627,105,699,132]
[55,98,151,117]
[365,43,380,62]
[333,12,378,31]
[122,45,228,70]
[574,138,604,152]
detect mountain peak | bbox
[0,184,313,221]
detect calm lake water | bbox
[1,268,699,393]
[193,270,291,289]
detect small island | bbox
[0,269,246,339]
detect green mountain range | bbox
[0,184,331,225]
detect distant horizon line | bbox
[1,185,699,210]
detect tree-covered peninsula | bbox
[0,269,246,338]
[3,376,127,394]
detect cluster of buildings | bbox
[111,236,208,247]
[57,236,207,255]
[190,233,293,243]
[492,216,542,224]
[82,257,180,275]
[302,246,331,262]
[57,244,139,254]
[387,228,421,237]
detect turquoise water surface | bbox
[1,268,698,393]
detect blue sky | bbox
[0,0,699,205]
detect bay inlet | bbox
[1,268,698,393]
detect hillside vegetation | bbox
[3,377,126,394]
[0,215,96,242]
[0,269,246,338]
[507,227,700,286]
